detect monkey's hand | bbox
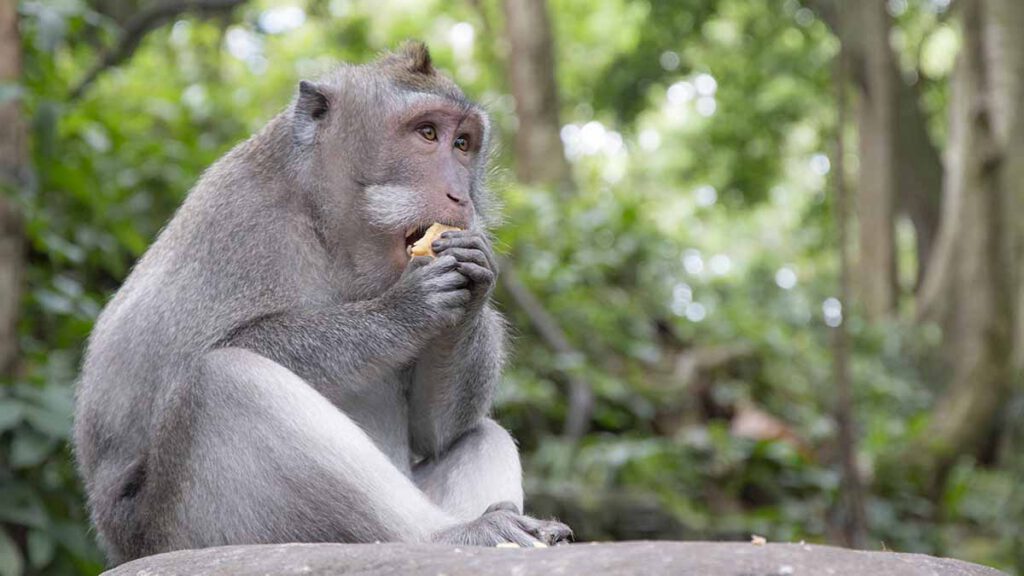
[429,229,497,314]
[385,254,471,336]
[430,502,573,547]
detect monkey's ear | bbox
[400,41,434,75]
[293,80,330,146]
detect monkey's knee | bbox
[463,419,524,512]
[449,418,522,479]
[414,418,523,520]
[472,419,520,465]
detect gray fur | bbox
[73,44,570,566]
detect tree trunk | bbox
[502,0,573,192]
[846,0,898,320]
[0,0,25,379]
[915,0,1022,480]
[829,13,867,546]
[500,0,591,437]
[896,79,943,289]
[809,0,943,294]
[986,0,1024,372]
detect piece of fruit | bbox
[407,223,461,258]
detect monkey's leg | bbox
[412,419,523,521]
[413,419,573,545]
[171,347,454,547]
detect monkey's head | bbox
[290,42,493,293]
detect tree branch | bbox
[70,0,248,99]
[498,258,593,440]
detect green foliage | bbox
[2,0,1020,574]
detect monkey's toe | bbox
[518,516,573,546]
[540,521,573,545]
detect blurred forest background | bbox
[1,0,1023,574]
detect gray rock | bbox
[103,541,1008,576]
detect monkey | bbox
[72,42,572,565]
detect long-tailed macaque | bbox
[73,42,572,565]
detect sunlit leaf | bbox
[0,528,23,576]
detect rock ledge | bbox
[104,541,1007,576]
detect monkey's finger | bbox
[430,270,469,291]
[437,288,471,309]
[423,255,460,277]
[405,256,433,273]
[457,262,494,288]
[436,229,486,243]
[433,234,485,256]
[434,233,498,273]
[438,230,495,254]
[438,247,488,269]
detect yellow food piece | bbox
[495,542,521,549]
[408,223,461,258]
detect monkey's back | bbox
[73,115,333,555]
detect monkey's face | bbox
[359,94,488,270]
[292,43,493,289]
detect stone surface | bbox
[104,541,1008,576]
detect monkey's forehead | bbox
[317,62,487,121]
[392,90,484,116]
[385,72,480,114]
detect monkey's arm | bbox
[225,257,467,389]
[408,304,506,457]
[225,300,423,387]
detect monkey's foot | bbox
[431,502,573,547]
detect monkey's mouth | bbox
[404,224,434,252]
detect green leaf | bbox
[0,528,23,576]
[12,384,73,439]
[0,482,48,528]
[51,521,103,565]
[0,402,23,432]
[34,5,68,53]
[10,429,55,468]
[22,406,71,439]
[26,530,55,570]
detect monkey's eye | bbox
[454,135,470,152]
[417,124,438,142]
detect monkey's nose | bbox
[446,190,467,205]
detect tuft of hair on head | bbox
[399,40,434,75]
[376,40,467,107]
